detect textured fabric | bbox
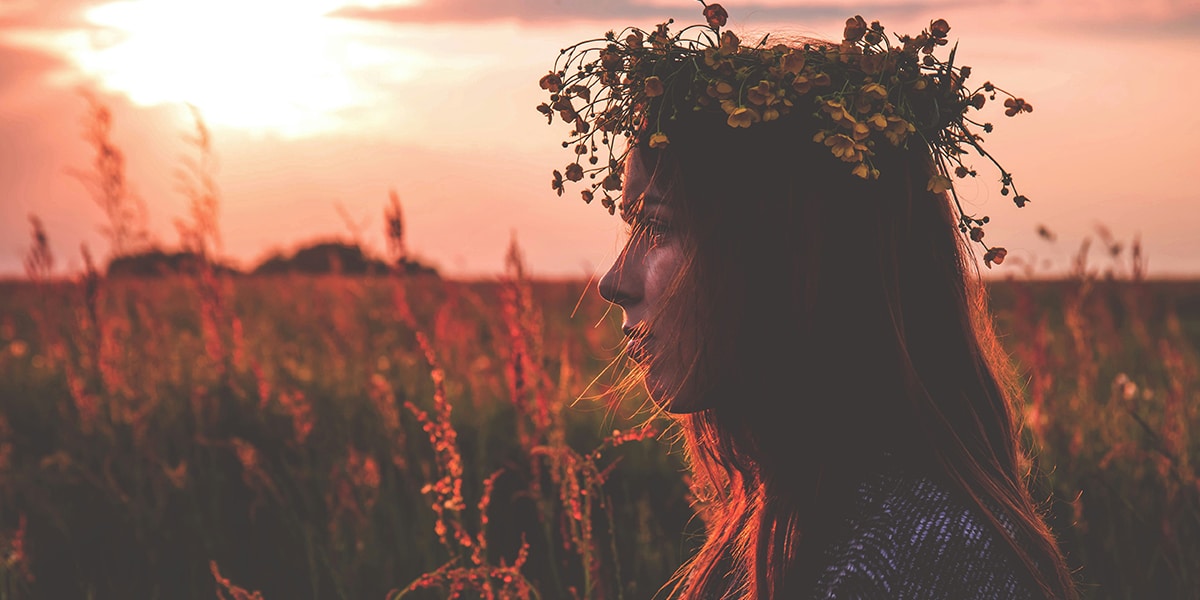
[811,467,1039,599]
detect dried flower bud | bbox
[539,71,563,92]
[1004,97,1032,116]
[929,19,950,39]
[843,15,868,42]
[551,171,564,196]
[984,247,1007,268]
[703,3,729,29]
[644,76,665,97]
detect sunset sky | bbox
[2,0,1198,279]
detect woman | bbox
[540,5,1075,598]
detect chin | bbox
[646,377,705,414]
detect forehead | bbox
[620,150,671,222]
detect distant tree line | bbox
[106,241,438,278]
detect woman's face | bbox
[598,152,700,412]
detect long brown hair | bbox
[626,106,1076,599]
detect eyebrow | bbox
[620,190,670,224]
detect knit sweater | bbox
[810,467,1039,599]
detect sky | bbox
[1,0,1198,279]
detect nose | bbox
[598,244,642,307]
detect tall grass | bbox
[0,240,696,599]
[2,244,1198,598]
[990,238,1200,599]
[1,98,1196,599]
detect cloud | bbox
[0,42,72,96]
[0,0,98,29]
[331,0,1200,36]
[329,0,957,26]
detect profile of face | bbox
[598,151,701,413]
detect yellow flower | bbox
[851,162,879,179]
[796,71,832,95]
[719,30,740,53]
[837,40,863,63]
[704,47,733,70]
[812,130,828,143]
[867,113,888,130]
[707,80,735,98]
[644,76,664,97]
[781,50,806,74]
[746,81,773,106]
[822,99,855,126]
[762,107,780,122]
[727,106,761,128]
[927,174,952,194]
[648,132,669,148]
[859,52,886,75]
[883,116,914,145]
[860,82,887,101]
[792,74,815,95]
[649,22,671,49]
[824,133,865,162]
[852,121,871,141]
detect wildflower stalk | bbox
[69,90,149,259]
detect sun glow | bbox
[62,0,420,137]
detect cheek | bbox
[642,244,684,304]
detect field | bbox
[0,249,1198,599]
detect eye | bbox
[641,216,671,247]
[623,212,672,247]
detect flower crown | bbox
[537,2,1035,267]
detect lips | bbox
[622,326,653,363]
[626,338,652,363]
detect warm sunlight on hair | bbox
[64,0,420,137]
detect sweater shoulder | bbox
[811,469,1039,600]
